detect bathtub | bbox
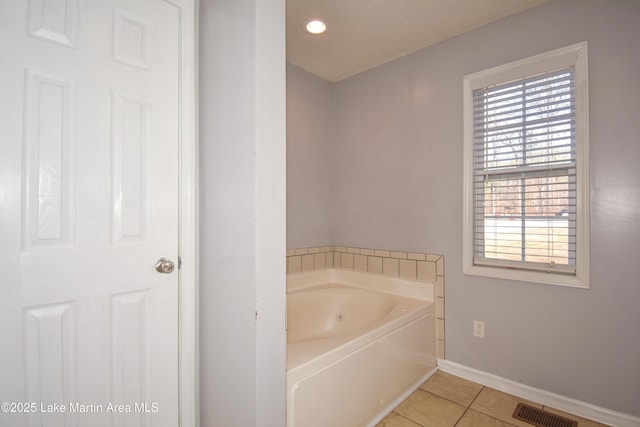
[287,269,437,427]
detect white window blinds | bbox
[472,67,577,274]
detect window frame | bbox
[463,42,590,288]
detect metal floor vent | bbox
[512,403,578,427]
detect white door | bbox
[0,0,184,426]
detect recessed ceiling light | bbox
[305,19,327,35]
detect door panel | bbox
[23,67,76,249]
[0,1,182,426]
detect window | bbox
[463,43,589,288]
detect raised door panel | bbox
[111,290,152,427]
[113,9,151,70]
[110,91,150,244]
[27,0,79,47]
[23,302,78,427]
[23,68,76,249]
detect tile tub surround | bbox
[287,246,445,359]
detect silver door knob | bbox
[155,257,175,274]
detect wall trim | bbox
[437,359,640,427]
[176,0,198,425]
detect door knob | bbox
[155,257,175,274]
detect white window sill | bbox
[463,264,589,289]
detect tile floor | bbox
[377,371,610,427]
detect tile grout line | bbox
[419,383,485,411]
[452,406,471,427]
[397,388,468,426]
[452,385,484,427]
[466,386,522,427]
[417,388,468,410]
[389,411,422,427]
[468,385,485,407]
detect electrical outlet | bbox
[473,320,485,338]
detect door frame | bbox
[172,0,197,425]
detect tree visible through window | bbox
[464,43,589,287]
[473,68,576,273]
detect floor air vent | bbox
[512,403,578,427]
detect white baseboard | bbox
[437,359,640,427]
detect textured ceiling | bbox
[287,0,551,82]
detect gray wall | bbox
[199,0,286,425]
[287,64,333,248]
[290,0,640,417]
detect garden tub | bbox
[286,269,437,427]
